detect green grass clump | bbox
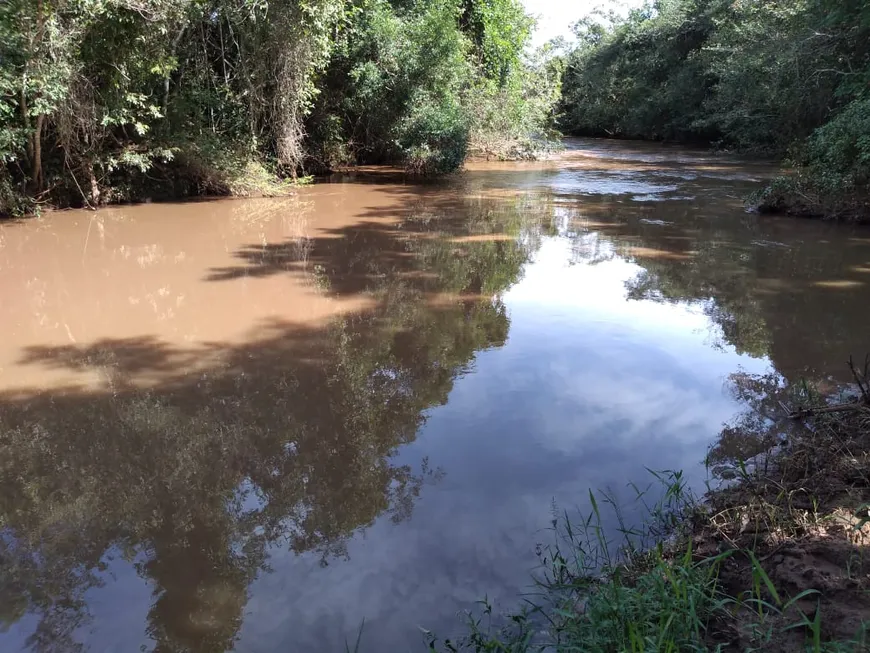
[544,545,727,653]
[421,469,869,653]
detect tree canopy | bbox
[559,0,870,220]
[0,0,560,214]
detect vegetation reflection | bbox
[563,200,870,377]
[0,194,554,652]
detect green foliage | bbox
[0,170,32,215]
[307,0,558,174]
[754,98,870,220]
[466,44,563,159]
[0,0,560,212]
[460,0,531,84]
[401,98,469,175]
[804,96,870,193]
[309,0,472,173]
[561,1,716,142]
[427,471,870,652]
[559,0,870,219]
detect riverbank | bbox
[752,174,870,225]
[429,368,870,652]
[0,140,561,219]
[558,0,870,231]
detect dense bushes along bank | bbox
[8,0,867,222]
[0,0,561,215]
[559,0,870,222]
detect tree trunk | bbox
[31,114,44,192]
[88,164,101,206]
[21,89,32,162]
[23,0,46,193]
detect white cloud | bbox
[521,0,644,47]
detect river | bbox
[1,139,869,652]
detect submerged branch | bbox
[789,355,870,419]
[789,401,869,419]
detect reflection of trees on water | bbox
[705,367,865,499]
[564,201,870,376]
[0,194,556,652]
[558,197,870,484]
[621,233,772,359]
[705,371,798,479]
[570,230,617,266]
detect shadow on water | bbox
[0,193,555,653]
[278,156,870,382]
[3,143,870,651]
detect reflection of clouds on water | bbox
[485,239,768,456]
[232,235,772,651]
[6,136,864,653]
[236,148,868,652]
[242,486,546,652]
[551,170,679,197]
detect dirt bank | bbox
[696,372,870,651]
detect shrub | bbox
[805,96,870,193]
[401,99,469,175]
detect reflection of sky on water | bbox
[0,233,772,653]
[549,170,680,196]
[3,548,155,652]
[235,237,771,651]
[5,130,870,653]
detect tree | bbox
[559,0,870,219]
[0,0,560,214]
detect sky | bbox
[521,0,643,47]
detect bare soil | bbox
[696,405,870,650]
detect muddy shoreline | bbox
[695,389,870,651]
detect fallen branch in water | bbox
[789,401,868,419]
[849,354,870,402]
[789,354,870,419]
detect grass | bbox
[421,472,731,653]
[181,145,304,198]
[343,365,870,653]
[422,453,870,653]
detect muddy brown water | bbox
[2,139,870,652]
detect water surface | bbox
[2,139,870,652]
